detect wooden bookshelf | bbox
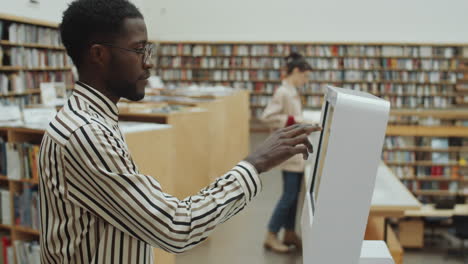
[0,14,74,106]
[14,226,39,236]
[0,66,22,71]
[0,67,72,72]
[400,177,460,182]
[413,190,458,196]
[0,127,41,264]
[0,13,58,28]
[0,40,65,50]
[386,126,468,137]
[386,161,464,167]
[154,42,468,124]
[383,146,468,152]
[0,224,12,230]
[0,13,72,263]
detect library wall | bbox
[2,0,468,43]
[0,0,71,23]
[0,0,143,23]
[142,0,468,43]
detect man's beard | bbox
[106,78,144,102]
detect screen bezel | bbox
[309,100,330,213]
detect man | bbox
[39,0,320,263]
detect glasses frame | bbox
[96,43,155,65]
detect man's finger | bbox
[283,124,321,139]
[284,135,313,153]
[278,123,302,133]
[290,145,309,160]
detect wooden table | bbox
[405,204,468,217]
[398,204,468,249]
[120,107,211,200]
[142,90,251,181]
[370,163,421,218]
[365,163,421,264]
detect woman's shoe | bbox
[283,231,302,251]
[264,232,291,253]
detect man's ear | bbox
[89,44,110,68]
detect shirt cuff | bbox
[231,161,262,203]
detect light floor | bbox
[177,133,467,264]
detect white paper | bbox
[0,105,21,122]
[40,82,67,106]
[23,107,57,126]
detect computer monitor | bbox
[301,86,390,264]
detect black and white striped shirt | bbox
[39,82,262,264]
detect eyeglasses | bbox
[96,43,155,65]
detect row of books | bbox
[2,47,71,68]
[160,70,284,82]
[251,108,263,119]
[305,97,324,108]
[309,58,458,71]
[308,71,457,83]
[14,184,39,230]
[381,95,453,108]
[250,95,323,109]
[0,235,13,264]
[158,57,284,69]
[382,151,416,163]
[250,96,270,107]
[391,166,460,179]
[2,142,40,181]
[402,180,459,193]
[157,44,458,58]
[390,166,415,179]
[0,189,10,225]
[388,116,454,126]
[158,57,458,71]
[159,69,458,83]
[0,95,41,108]
[385,137,466,148]
[303,83,456,95]
[384,136,414,148]
[0,71,73,94]
[377,83,455,95]
[14,240,40,264]
[2,22,61,46]
[417,166,457,178]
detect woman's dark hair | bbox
[285,52,312,75]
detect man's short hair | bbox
[60,0,143,68]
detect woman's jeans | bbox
[268,171,303,233]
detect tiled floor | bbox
[177,133,467,264]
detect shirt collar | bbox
[73,81,119,123]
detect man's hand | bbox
[245,124,322,174]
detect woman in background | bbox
[261,52,312,253]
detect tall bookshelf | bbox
[0,127,42,264]
[154,41,468,118]
[384,111,468,203]
[0,13,74,107]
[154,41,468,203]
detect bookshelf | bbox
[0,126,42,264]
[153,41,468,120]
[384,120,468,203]
[0,13,74,107]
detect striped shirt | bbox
[39,82,262,264]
